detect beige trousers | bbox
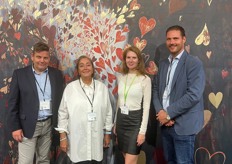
[18,118,52,164]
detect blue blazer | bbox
[152,51,205,135]
[8,65,64,138]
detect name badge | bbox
[120,105,129,115]
[88,112,97,121]
[40,101,51,110]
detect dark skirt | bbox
[116,108,142,155]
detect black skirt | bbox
[116,108,142,155]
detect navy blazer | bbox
[153,51,205,135]
[8,65,64,138]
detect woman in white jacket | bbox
[56,56,112,164]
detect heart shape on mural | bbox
[207,0,213,6]
[14,32,21,40]
[95,57,105,69]
[129,0,141,11]
[194,147,226,164]
[23,57,29,66]
[208,92,223,109]
[221,69,229,79]
[116,48,123,61]
[203,110,212,128]
[133,37,147,51]
[139,16,156,38]
[169,0,187,14]
[195,23,210,46]
[115,31,126,43]
[146,61,158,75]
[206,51,212,59]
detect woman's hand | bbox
[137,134,145,146]
[103,134,111,148]
[59,132,68,152]
[113,125,117,135]
[60,138,68,152]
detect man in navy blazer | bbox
[8,42,64,164]
[153,25,205,164]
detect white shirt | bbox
[56,79,112,163]
[163,51,183,111]
[116,73,151,134]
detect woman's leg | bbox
[124,153,138,164]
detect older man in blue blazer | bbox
[153,25,205,164]
[8,42,64,164]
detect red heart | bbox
[116,48,123,61]
[129,0,141,11]
[133,37,147,51]
[107,72,116,83]
[112,56,116,62]
[93,46,102,54]
[95,58,105,69]
[14,32,21,40]
[105,59,112,69]
[84,18,92,28]
[115,31,126,43]
[145,61,158,75]
[139,16,156,37]
[23,57,29,66]
[113,65,121,72]
[123,25,130,33]
[221,69,229,79]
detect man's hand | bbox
[156,110,169,125]
[103,134,111,148]
[165,120,175,127]
[12,129,24,142]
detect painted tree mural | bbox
[0,0,232,163]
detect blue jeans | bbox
[161,126,195,164]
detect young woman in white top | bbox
[114,46,151,164]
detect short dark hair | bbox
[121,46,146,75]
[166,25,186,37]
[33,42,49,54]
[76,55,95,78]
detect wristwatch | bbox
[166,114,171,120]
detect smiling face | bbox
[125,50,139,72]
[31,51,50,73]
[166,29,186,58]
[77,57,94,79]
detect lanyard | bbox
[79,79,95,112]
[34,72,48,101]
[124,74,137,105]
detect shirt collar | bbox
[32,65,48,75]
[80,78,94,89]
[168,50,184,63]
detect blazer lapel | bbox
[171,52,187,90]
[160,59,170,94]
[27,66,39,99]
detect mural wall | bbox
[0,0,232,163]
